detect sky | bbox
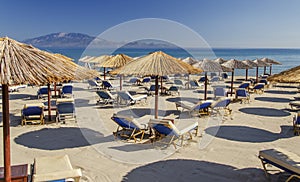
[1,0,300,48]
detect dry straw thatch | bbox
[181,57,198,65]
[100,54,133,68]
[115,51,190,76]
[267,65,300,83]
[90,54,111,64]
[0,37,98,85]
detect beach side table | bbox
[0,164,28,182]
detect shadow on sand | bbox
[122,159,266,182]
[204,125,293,143]
[14,127,112,150]
[264,90,297,95]
[254,97,292,103]
[166,97,200,103]
[116,108,180,118]
[239,107,291,117]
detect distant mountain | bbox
[23,32,178,49]
[23,32,120,48]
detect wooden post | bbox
[47,83,51,122]
[155,76,159,119]
[256,67,259,83]
[204,72,208,100]
[120,75,122,91]
[230,70,234,96]
[270,64,272,75]
[245,69,248,81]
[160,77,163,94]
[103,68,106,80]
[2,84,11,182]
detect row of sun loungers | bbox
[21,98,76,125]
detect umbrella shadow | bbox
[14,127,113,150]
[204,125,293,143]
[0,113,21,127]
[75,98,96,108]
[116,108,180,118]
[122,159,266,182]
[3,93,37,100]
[254,97,292,103]
[264,90,297,95]
[166,97,201,103]
[239,107,291,117]
[193,90,213,94]
[274,85,298,89]
[109,142,154,152]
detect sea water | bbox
[45,48,300,77]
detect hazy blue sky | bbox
[1,0,299,48]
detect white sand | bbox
[1,76,300,181]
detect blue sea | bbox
[45,48,300,77]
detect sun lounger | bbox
[21,103,45,125]
[235,88,250,104]
[175,100,212,116]
[87,79,101,90]
[37,86,49,99]
[258,148,300,182]
[149,118,198,149]
[173,79,184,89]
[293,112,300,135]
[60,84,73,98]
[111,114,149,142]
[32,155,82,182]
[210,97,232,116]
[96,90,116,105]
[56,98,76,123]
[166,86,180,96]
[213,87,227,98]
[289,101,300,110]
[249,83,265,94]
[102,80,116,90]
[117,91,147,106]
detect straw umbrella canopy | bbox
[181,57,198,65]
[114,51,189,118]
[267,65,300,83]
[242,59,257,81]
[193,58,223,100]
[98,54,132,81]
[0,37,98,181]
[100,54,133,90]
[214,57,227,64]
[78,56,96,69]
[253,59,270,83]
[261,57,281,75]
[222,59,250,96]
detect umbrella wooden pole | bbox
[256,67,259,83]
[160,77,163,94]
[263,66,266,75]
[103,68,106,80]
[230,70,234,96]
[120,75,122,91]
[204,72,208,100]
[245,69,248,81]
[155,76,159,119]
[187,74,190,89]
[2,84,11,182]
[270,64,272,75]
[54,82,57,97]
[47,83,51,122]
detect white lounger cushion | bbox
[33,155,82,182]
[259,148,300,174]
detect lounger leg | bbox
[286,174,300,182]
[259,157,270,179]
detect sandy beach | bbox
[1,75,300,182]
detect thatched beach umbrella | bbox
[253,59,269,83]
[214,57,227,64]
[267,65,300,83]
[242,59,257,81]
[222,59,249,96]
[100,54,133,90]
[98,54,132,82]
[261,57,281,75]
[89,54,111,72]
[193,58,223,100]
[0,37,97,181]
[115,51,189,118]
[78,56,96,69]
[182,57,198,65]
